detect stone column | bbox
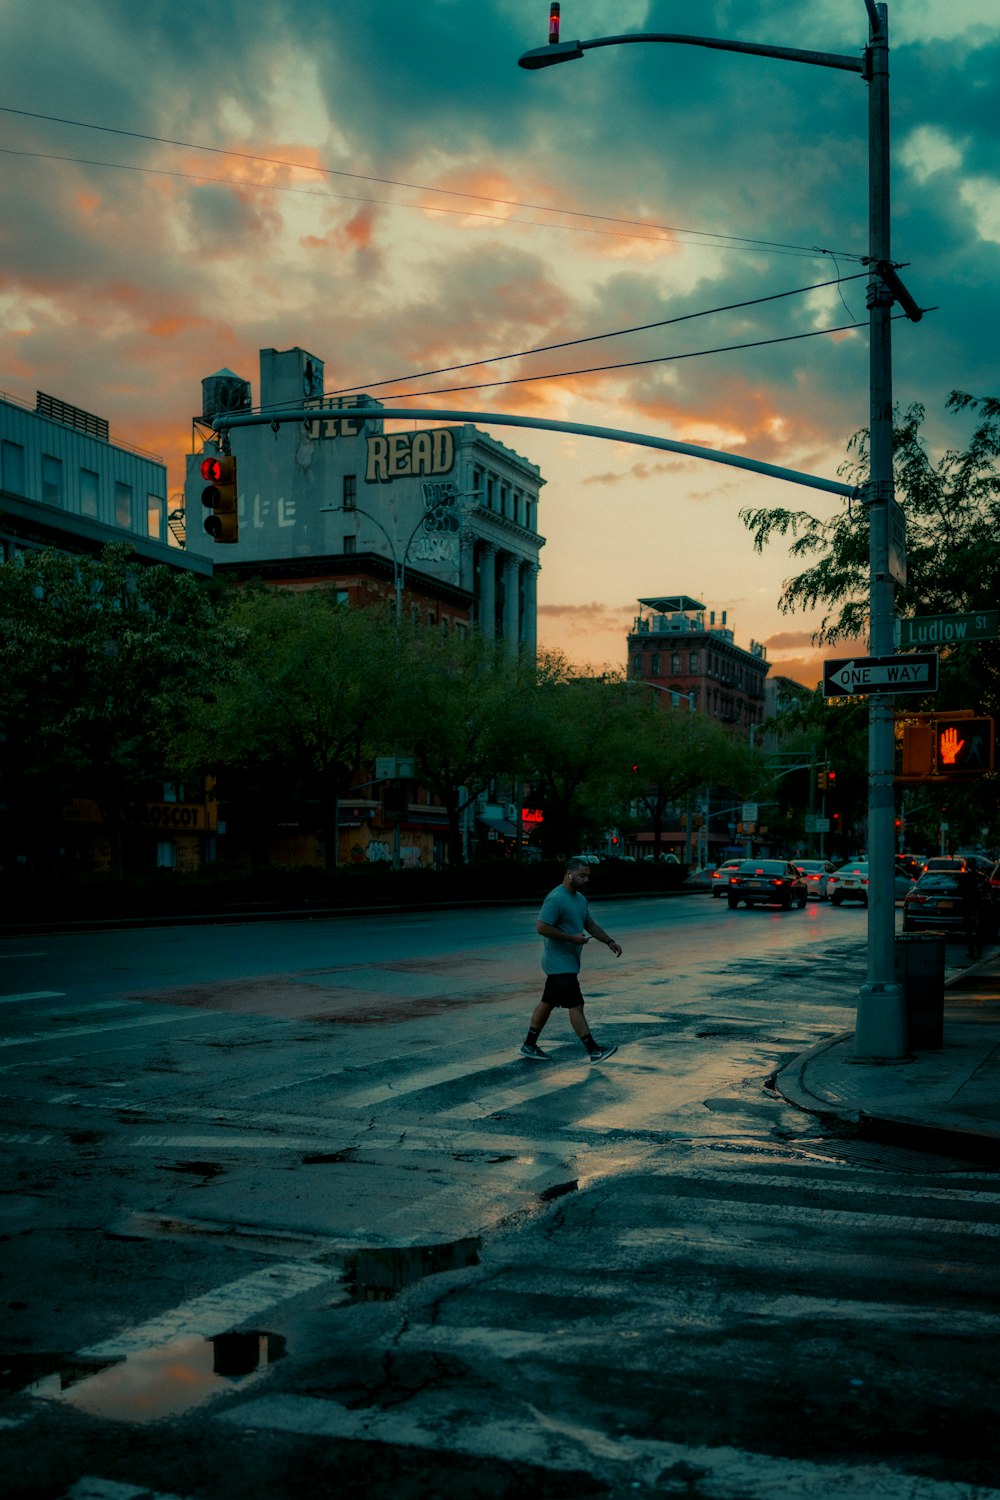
[522,561,539,657]
[477,542,496,640]
[502,554,520,653]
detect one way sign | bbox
[823,652,938,698]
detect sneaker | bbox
[520,1042,553,1061]
[588,1044,618,1064]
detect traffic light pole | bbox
[854,6,906,1058]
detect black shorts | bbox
[541,973,584,1009]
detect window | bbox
[651,654,660,675]
[147,494,164,540]
[486,476,496,510]
[689,651,698,673]
[80,468,99,518]
[343,474,357,509]
[42,455,63,507]
[501,484,510,517]
[156,840,177,870]
[335,590,350,607]
[343,534,356,554]
[115,481,133,529]
[1,440,26,495]
[633,655,643,676]
[671,651,680,674]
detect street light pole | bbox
[519,3,910,1057]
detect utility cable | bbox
[323,272,869,398]
[349,320,872,401]
[0,104,865,262]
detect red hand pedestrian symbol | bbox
[940,727,964,766]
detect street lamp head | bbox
[518,39,585,69]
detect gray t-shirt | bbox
[539,883,589,974]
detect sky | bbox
[2,0,998,687]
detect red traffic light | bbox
[200,452,239,543]
[549,2,560,43]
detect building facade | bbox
[628,594,770,736]
[0,387,196,570]
[624,595,771,861]
[0,387,216,877]
[183,346,546,655]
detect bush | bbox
[2,856,690,930]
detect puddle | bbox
[2,1330,285,1424]
[346,1237,481,1302]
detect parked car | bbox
[895,854,925,881]
[922,856,971,874]
[828,862,916,906]
[792,859,838,900]
[710,859,744,897]
[727,860,807,910]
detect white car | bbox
[828,862,916,907]
[792,859,838,900]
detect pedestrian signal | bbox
[935,717,994,774]
[201,453,239,543]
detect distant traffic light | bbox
[201,453,239,543]
[827,770,837,790]
[549,2,560,43]
[817,771,828,792]
[935,717,994,774]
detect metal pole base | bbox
[853,981,907,1060]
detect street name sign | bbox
[823,653,938,698]
[899,609,999,648]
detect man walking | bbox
[520,857,622,1063]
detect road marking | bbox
[78,1262,339,1359]
[0,953,48,960]
[0,991,65,1005]
[63,1480,191,1500]
[0,1131,53,1146]
[617,1199,1000,1240]
[0,1013,210,1048]
[217,1394,1000,1499]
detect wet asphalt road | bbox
[3,895,1000,1498]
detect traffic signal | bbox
[549,3,560,43]
[935,717,994,774]
[817,771,828,792]
[827,770,837,790]
[200,453,239,543]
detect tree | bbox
[391,628,531,866]
[740,393,1000,694]
[512,655,627,860]
[0,544,238,878]
[179,587,397,870]
[614,693,767,858]
[741,393,1000,846]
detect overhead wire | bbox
[342,320,872,403]
[0,104,865,262]
[323,272,869,398]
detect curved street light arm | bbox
[226,407,860,502]
[520,32,865,75]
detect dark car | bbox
[902,870,978,934]
[727,859,807,910]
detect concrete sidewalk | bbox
[777,947,1000,1161]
